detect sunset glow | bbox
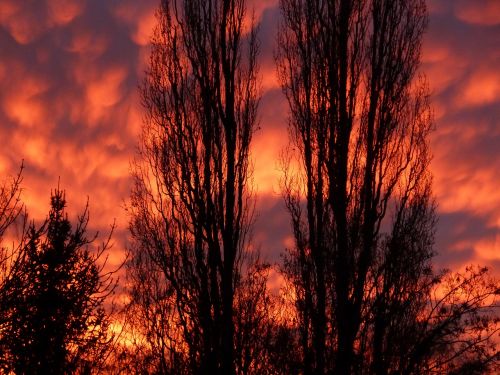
[0,0,498,273]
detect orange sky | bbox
[0,0,498,274]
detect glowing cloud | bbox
[455,0,500,26]
[0,0,498,279]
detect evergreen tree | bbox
[2,189,116,374]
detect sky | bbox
[0,0,499,275]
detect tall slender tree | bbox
[128,0,259,373]
[277,0,499,374]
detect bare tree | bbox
[0,165,26,369]
[127,0,260,373]
[122,242,190,374]
[0,165,23,240]
[406,266,499,374]
[0,165,25,286]
[277,0,499,374]
[366,181,437,374]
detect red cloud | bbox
[455,0,500,26]
[0,0,498,279]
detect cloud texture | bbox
[0,0,498,272]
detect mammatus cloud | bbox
[0,0,86,45]
[0,0,498,274]
[423,0,500,269]
[0,0,148,268]
[454,0,500,26]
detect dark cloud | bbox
[254,194,291,263]
[435,210,498,268]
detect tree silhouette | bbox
[276,0,499,374]
[0,165,25,369]
[0,165,23,241]
[127,0,260,373]
[1,188,116,374]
